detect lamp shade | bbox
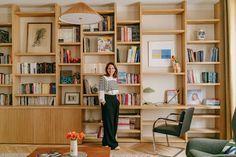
[143,87,155,93]
[59,2,103,25]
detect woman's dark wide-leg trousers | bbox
[101,94,120,150]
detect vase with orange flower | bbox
[66,131,85,156]
[171,55,181,73]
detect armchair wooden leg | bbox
[152,131,157,153]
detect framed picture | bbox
[27,22,52,53]
[187,89,202,105]
[64,92,80,105]
[148,41,175,67]
[166,89,179,104]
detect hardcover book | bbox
[97,36,113,52]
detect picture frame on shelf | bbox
[148,40,175,67]
[64,92,80,105]
[187,89,202,105]
[166,89,179,104]
[27,22,52,53]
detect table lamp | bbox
[143,87,155,105]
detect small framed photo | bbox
[27,22,52,53]
[187,89,202,105]
[166,90,179,104]
[64,92,80,105]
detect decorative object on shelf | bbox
[91,84,98,94]
[171,55,181,73]
[66,131,85,157]
[196,29,206,40]
[143,87,155,104]
[0,29,9,43]
[148,41,175,67]
[64,92,80,105]
[59,2,103,25]
[60,70,73,84]
[27,23,52,53]
[73,72,80,84]
[165,89,180,104]
[187,89,203,105]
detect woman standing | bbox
[99,62,120,150]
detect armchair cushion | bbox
[222,140,236,154]
[153,124,180,136]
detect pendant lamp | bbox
[59,2,103,25]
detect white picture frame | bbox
[148,41,175,67]
[187,89,203,105]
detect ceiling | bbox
[0,0,219,6]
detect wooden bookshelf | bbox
[142,30,185,35]
[15,11,55,17]
[187,19,220,24]
[142,9,184,15]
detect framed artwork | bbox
[64,92,80,105]
[166,89,179,104]
[187,89,202,105]
[27,22,52,53]
[148,41,175,67]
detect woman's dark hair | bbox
[104,62,118,78]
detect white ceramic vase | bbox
[70,140,78,156]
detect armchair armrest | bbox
[153,117,179,129]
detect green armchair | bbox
[186,109,236,157]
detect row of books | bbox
[202,98,220,106]
[117,46,140,63]
[118,72,140,84]
[187,47,219,62]
[18,96,55,106]
[118,118,136,130]
[117,93,140,106]
[0,53,11,64]
[58,27,80,43]
[0,73,12,84]
[84,14,114,32]
[117,25,140,42]
[0,93,12,106]
[17,62,56,74]
[83,37,113,52]
[18,83,56,94]
[83,96,99,106]
[210,47,219,62]
[60,48,80,63]
[202,72,218,83]
[187,48,205,62]
[187,70,218,83]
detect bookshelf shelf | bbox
[189,128,220,134]
[117,20,140,24]
[187,40,220,44]
[0,43,12,46]
[15,94,56,97]
[187,19,220,24]
[58,42,81,46]
[58,84,81,87]
[119,115,141,118]
[0,23,12,26]
[0,84,12,87]
[0,64,12,67]
[187,104,220,110]
[83,52,115,55]
[15,74,56,77]
[117,63,140,66]
[58,63,81,66]
[193,114,220,118]
[118,129,141,133]
[118,84,140,86]
[142,30,185,35]
[83,94,98,97]
[15,53,55,56]
[143,72,185,75]
[187,62,220,65]
[82,73,103,76]
[142,104,186,109]
[187,83,220,86]
[142,9,184,15]
[120,106,141,109]
[15,11,55,17]
[117,41,140,45]
[96,10,114,14]
[83,31,115,35]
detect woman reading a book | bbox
[99,62,120,150]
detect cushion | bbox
[222,140,236,154]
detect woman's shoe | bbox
[114,146,120,150]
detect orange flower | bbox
[171,55,178,63]
[66,131,85,141]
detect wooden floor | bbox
[0,142,187,157]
